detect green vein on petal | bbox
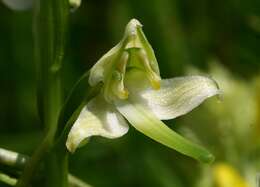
[115,100,214,163]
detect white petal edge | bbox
[66,95,129,153]
[115,100,214,163]
[131,75,220,120]
[88,42,122,86]
[2,0,33,10]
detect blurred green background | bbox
[1,0,260,187]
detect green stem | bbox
[46,149,69,187]
[16,0,69,187]
[15,135,53,187]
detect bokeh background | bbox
[1,0,260,186]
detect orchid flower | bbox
[66,19,220,163]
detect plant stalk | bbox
[16,0,69,187]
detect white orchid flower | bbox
[66,19,220,163]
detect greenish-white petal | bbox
[2,0,32,10]
[115,100,214,163]
[128,73,219,120]
[66,95,129,153]
[69,0,81,11]
[88,42,122,86]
